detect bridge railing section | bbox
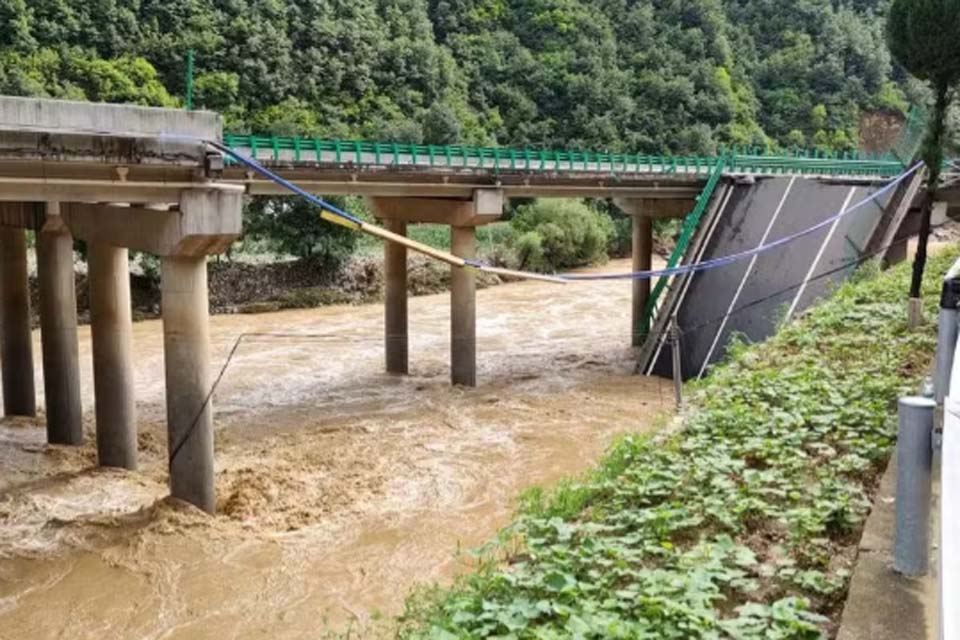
[939,258,960,640]
[221,135,905,179]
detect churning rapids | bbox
[0,257,672,639]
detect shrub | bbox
[514,230,546,271]
[476,222,520,268]
[243,196,360,270]
[607,215,633,258]
[510,199,614,271]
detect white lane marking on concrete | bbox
[783,186,857,323]
[645,185,735,375]
[696,176,797,379]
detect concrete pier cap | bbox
[61,187,243,257]
[367,189,504,386]
[367,188,504,227]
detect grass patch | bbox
[395,249,956,639]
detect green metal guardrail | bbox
[221,134,905,178]
[637,155,730,338]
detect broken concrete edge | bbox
[0,96,221,141]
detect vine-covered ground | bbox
[398,250,957,639]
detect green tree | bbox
[511,199,614,271]
[422,101,461,144]
[887,0,960,299]
[244,196,359,268]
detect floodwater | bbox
[0,258,672,639]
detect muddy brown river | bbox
[0,258,672,639]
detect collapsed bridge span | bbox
[638,169,928,379]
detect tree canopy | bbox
[0,0,919,154]
[886,0,960,298]
[887,0,960,86]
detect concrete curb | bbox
[837,449,940,640]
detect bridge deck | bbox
[221,135,904,199]
[0,96,225,202]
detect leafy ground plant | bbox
[397,248,957,640]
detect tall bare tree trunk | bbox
[909,81,949,299]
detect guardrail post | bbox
[894,395,935,576]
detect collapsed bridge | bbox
[0,96,941,512]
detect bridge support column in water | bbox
[162,254,215,513]
[37,204,83,445]
[62,190,241,512]
[368,189,503,388]
[384,219,408,374]
[0,220,36,417]
[88,243,138,469]
[631,215,653,347]
[451,225,477,387]
[615,198,694,348]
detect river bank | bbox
[24,252,505,326]
[396,250,958,639]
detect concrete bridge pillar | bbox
[0,225,36,417]
[368,189,503,387]
[88,243,137,469]
[162,255,214,513]
[451,226,477,387]
[631,215,653,347]
[384,219,408,374]
[616,198,694,348]
[37,206,82,444]
[64,188,242,513]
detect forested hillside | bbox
[0,0,919,154]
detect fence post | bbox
[894,396,935,576]
[670,318,683,409]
